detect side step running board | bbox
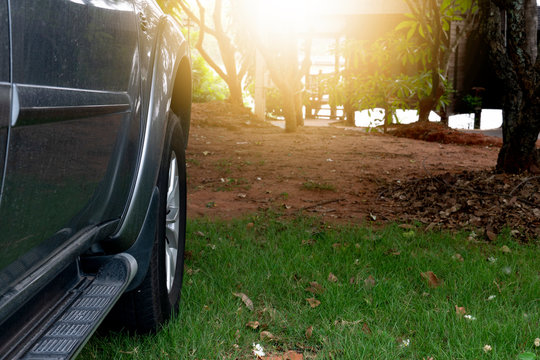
[15,254,137,360]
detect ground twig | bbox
[509,176,540,196]
[301,198,346,211]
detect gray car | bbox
[0,0,191,358]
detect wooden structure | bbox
[299,1,408,120]
[255,0,410,121]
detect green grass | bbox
[80,215,540,359]
[214,177,251,192]
[302,180,337,192]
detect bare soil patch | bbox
[186,102,539,241]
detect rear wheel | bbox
[110,112,186,333]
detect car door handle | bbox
[11,84,19,127]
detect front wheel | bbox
[110,112,187,333]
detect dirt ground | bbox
[186,102,540,241]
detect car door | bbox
[0,0,141,290]
[0,0,9,196]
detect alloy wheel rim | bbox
[165,151,180,293]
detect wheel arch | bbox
[104,14,191,253]
[170,56,192,147]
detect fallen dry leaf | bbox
[455,305,467,316]
[453,253,464,262]
[486,230,497,241]
[301,238,315,246]
[425,222,437,231]
[305,281,325,294]
[284,351,304,360]
[398,224,415,229]
[263,351,304,360]
[364,275,376,288]
[385,248,401,256]
[362,323,372,335]
[246,321,260,329]
[500,245,511,253]
[263,356,282,360]
[421,271,443,288]
[328,273,338,283]
[233,292,254,311]
[260,331,276,341]
[306,298,321,308]
[305,326,313,340]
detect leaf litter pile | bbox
[378,170,540,241]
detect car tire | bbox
[108,112,187,333]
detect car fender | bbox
[106,14,190,252]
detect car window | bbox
[10,0,137,91]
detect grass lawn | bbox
[80,215,539,359]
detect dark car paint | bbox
[0,0,142,297]
[0,0,191,342]
[0,0,8,195]
[107,12,189,252]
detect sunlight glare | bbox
[257,0,317,33]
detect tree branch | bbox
[193,1,229,83]
[238,57,250,82]
[177,0,217,37]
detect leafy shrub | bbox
[265,87,284,118]
[192,55,229,103]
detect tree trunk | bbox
[439,107,449,126]
[283,92,297,133]
[480,0,540,173]
[344,91,355,126]
[497,87,540,173]
[418,97,434,122]
[227,80,243,107]
[383,106,393,133]
[417,0,442,123]
[473,108,481,129]
[345,104,355,126]
[295,91,304,127]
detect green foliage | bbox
[265,87,285,118]
[392,0,478,118]
[462,94,483,110]
[152,2,230,103]
[331,36,430,127]
[192,55,229,103]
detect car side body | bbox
[0,0,191,358]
